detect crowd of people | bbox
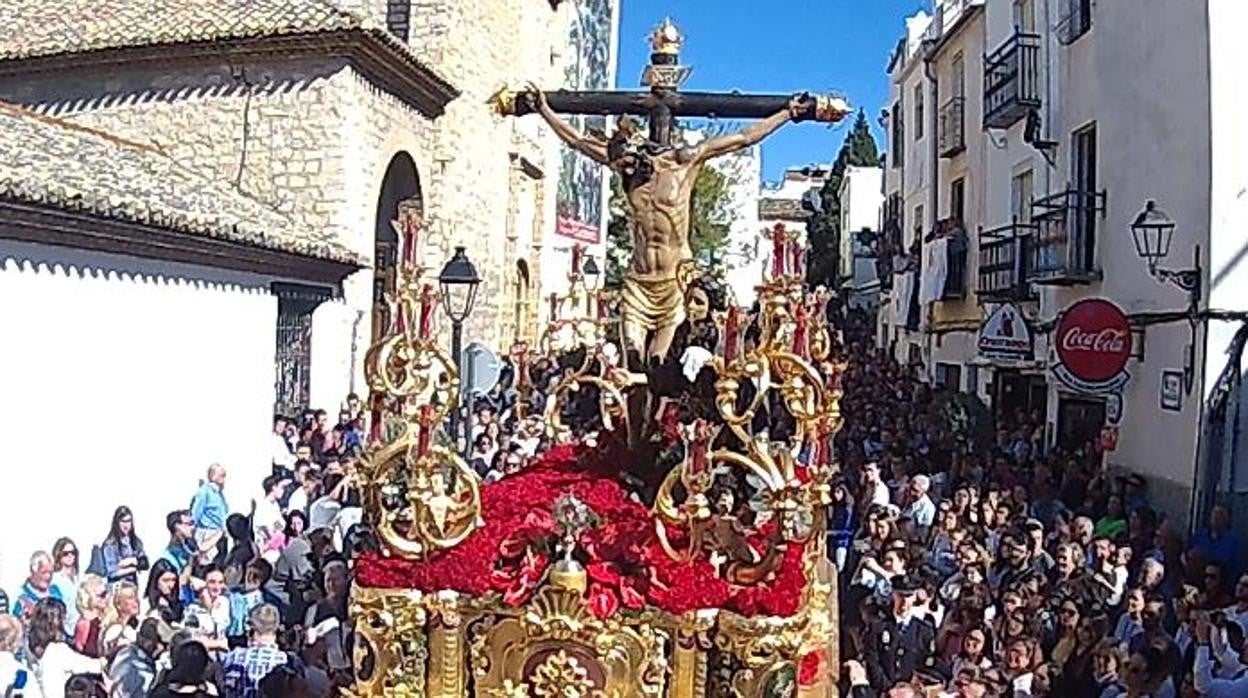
[0,350,566,698]
[3,300,1246,697]
[830,309,1247,698]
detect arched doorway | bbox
[373,152,422,342]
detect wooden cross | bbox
[493,18,849,147]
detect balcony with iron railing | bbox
[984,30,1041,129]
[938,97,966,158]
[978,219,1036,301]
[1027,188,1106,285]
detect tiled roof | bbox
[758,197,808,222]
[0,102,361,265]
[1,0,352,62]
[0,0,456,109]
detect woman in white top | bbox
[26,598,101,698]
[49,538,81,638]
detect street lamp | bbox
[438,246,481,450]
[1129,199,1202,393]
[1130,200,1178,275]
[582,253,602,300]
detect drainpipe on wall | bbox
[923,42,941,384]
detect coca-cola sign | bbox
[1052,298,1132,393]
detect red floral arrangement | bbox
[354,440,808,619]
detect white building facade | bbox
[837,166,884,310]
[879,0,1248,526]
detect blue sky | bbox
[615,0,924,183]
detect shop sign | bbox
[1099,425,1119,452]
[978,303,1033,362]
[1160,370,1183,412]
[1052,298,1132,394]
[1105,393,1123,425]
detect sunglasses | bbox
[62,550,77,557]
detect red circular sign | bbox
[1055,299,1132,383]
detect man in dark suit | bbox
[861,575,939,689]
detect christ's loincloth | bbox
[622,271,686,335]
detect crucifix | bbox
[494,19,849,447]
[494,18,850,369]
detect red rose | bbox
[798,649,826,686]
[587,583,619,620]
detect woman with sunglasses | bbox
[51,537,81,636]
[99,506,149,586]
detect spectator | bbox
[71,575,109,658]
[108,617,175,698]
[221,605,286,698]
[99,583,140,659]
[191,465,230,563]
[1193,506,1241,579]
[144,559,185,624]
[148,640,219,698]
[98,507,148,587]
[0,615,35,698]
[254,476,288,558]
[28,599,101,698]
[160,510,198,574]
[51,538,82,637]
[13,552,62,619]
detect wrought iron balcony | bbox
[978,220,1036,301]
[938,97,966,157]
[1027,188,1106,285]
[983,31,1041,130]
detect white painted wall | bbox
[839,166,884,279]
[1205,0,1248,398]
[714,144,763,306]
[0,240,278,595]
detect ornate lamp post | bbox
[438,246,481,448]
[1130,199,1201,393]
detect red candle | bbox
[596,292,609,320]
[792,303,809,359]
[408,217,423,268]
[416,404,435,456]
[689,420,711,475]
[511,343,530,388]
[571,245,583,276]
[724,306,740,361]
[417,284,435,340]
[771,225,786,277]
[368,394,385,446]
[790,239,804,279]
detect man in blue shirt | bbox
[191,464,229,563]
[1193,505,1242,579]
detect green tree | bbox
[805,110,882,294]
[605,166,735,286]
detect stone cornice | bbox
[0,29,459,118]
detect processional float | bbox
[348,19,852,698]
